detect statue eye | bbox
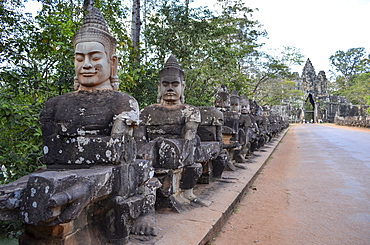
[75,55,84,62]
[92,56,101,61]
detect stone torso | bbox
[40,90,139,166]
[239,114,252,128]
[140,104,200,140]
[41,90,138,137]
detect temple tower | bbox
[302,58,318,95]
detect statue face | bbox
[240,100,250,114]
[74,42,111,89]
[230,97,240,113]
[214,94,230,109]
[159,74,184,104]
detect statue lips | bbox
[241,108,248,114]
[80,72,97,77]
[164,92,178,101]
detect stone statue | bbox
[228,90,256,166]
[135,55,208,211]
[249,100,268,149]
[214,84,230,112]
[239,95,254,157]
[0,7,159,244]
[247,99,262,151]
[214,86,242,170]
[196,106,227,181]
[41,7,137,166]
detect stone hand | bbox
[48,182,91,224]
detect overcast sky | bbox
[193,0,370,77]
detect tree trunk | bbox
[131,0,141,61]
[185,0,189,18]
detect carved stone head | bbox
[249,99,257,115]
[72,7,119,91]
[262,105,270,117]
[230,90,240,113]
[214,85,230,110]
[157,55,185,105]
[249,100,261,116]
[240,95,250,114]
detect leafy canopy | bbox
[0,0,302,185]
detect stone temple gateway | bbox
[277,58,369,124]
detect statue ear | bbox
[110,55,118,76]
[110,55,119,90]
[157,83,161,103]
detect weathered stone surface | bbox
[179,163,202,190]
[0,6,160,245]
[139,104,201,140]
[195,142,222,163]
[211,151,228,178]
[335,115,370,128]
[0,175,28,220]
[21,166,116,225]
[197,106,224,141]
[134,55,206,211]
[129,159,155,194]
[40,90,138,167]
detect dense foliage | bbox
[0,0,303,185]
[329,47,370,113]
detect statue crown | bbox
[159,55,184,81]
[230,90,239,98]
[72,7,116,57]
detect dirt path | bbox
[211,127,297,245]
[211,124,370,245]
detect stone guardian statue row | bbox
[0,7,288,244]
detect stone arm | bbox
[184,121,198,141]
[109,110,139,164]
[182,121,199,166]
[111,110,140,137]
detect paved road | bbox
[213,124,370,245]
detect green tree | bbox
[329,48,370,107]
[253,79,304,106]
[0,0,134,183]
[143,0,266,106]
[338,72,370,105]
[329,47,370,88]
[247,46,304,104]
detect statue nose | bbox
[83,63,93,69]
[83,58,93,69]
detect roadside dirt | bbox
[210,124,370,245]
[210,129,297,245]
